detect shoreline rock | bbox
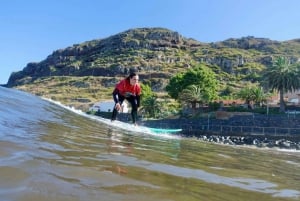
[184,134,300,150]
[141,115,300,150]
[92,112,300,150]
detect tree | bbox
[165,73,185,99]
[166,64,219,101]
[141,96,161,118]
[236,85,269,109]
[263,57,300,112]
[140,83,163,118]
[251,87,269,106]
[236,86,255,109]
[140,83,154,102]
[178,84,206,109]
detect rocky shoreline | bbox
[93,112,300,150]
[141,114,300,150]
[183,133,300,150]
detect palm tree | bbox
[178,85,207,109]
[236,85,270,109]
[236,86,256,109]
[263,57,300,112]
[251,87,270,107]
[141,96,161,118]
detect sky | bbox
[1,0,300,84]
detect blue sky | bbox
[1,0,300,84]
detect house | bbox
[89,101,129,113]
[284,90,300,105]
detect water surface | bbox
[0,87,299,201]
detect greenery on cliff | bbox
[6,27,300,112]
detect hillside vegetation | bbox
[6,27,300,111]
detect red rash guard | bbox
[115,79,141,97]
[111,76,141,124]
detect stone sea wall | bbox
[141,113,300,150]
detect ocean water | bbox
[0,86,299,201]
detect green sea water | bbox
[0,86,299,201]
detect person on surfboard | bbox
[111,72,141,125]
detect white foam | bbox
[43,98,180,139]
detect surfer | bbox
[111,72,141,125]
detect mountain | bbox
[7,27,202,86]
[6,27,300,110]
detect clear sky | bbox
[1,0,300,84]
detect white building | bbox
[89,101,129,113]
[284,90,300,105]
